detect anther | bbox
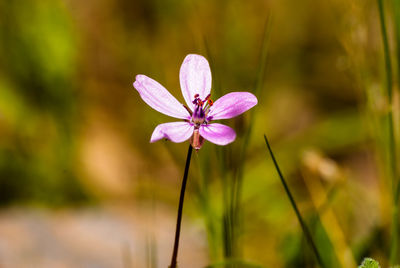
[194,94,199,98]
[204,94,211,101]
[207,99,213,106]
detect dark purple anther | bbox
[192,103,206,125]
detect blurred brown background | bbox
[0,0,395,267]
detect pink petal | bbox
[133,75,190,119]
[199,123,236,146]
[150,122,194,143]
[207,92,257,120]
[179,54,212,109]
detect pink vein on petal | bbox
[199,123,236,145]
[179,54,212,109]
[133,75,190,119]
[150,122,194,143]
[207,92,258,120]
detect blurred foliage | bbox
[358,258,380,268]
[0,0,398,267]
[0,0,88,206]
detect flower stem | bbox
[169,145,193,268]
[263,134,325,268]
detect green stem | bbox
[377,0,399,263]
[233,14,272,219]
[392,0,400,82]
[377,0,392,102]
[263,134,325,268]
[169,145,193,268]
[389,111,399,264]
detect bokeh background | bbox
[0,0,398,267]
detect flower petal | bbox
[207,92,257,120]
[179,54,212,109]
[133,75,190,119]
[199,123,236,146]
[150,122,194,143]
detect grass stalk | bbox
[169,145,193,268]
[377,0,393,101]
[229,16,272,261]
[203,40,237,264]
[233,14,272,218]
[203,16,271,264]
[392,0,400,81]
[263,134,325,267]
[376,0,399,263]
[194,152,219,261]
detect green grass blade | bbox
[377,0,399,263]
[263,134,325,268]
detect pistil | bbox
[190,94,214,126]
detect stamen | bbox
[207,99,213,106]
[204,94,211,101]
[183,104,193,116]
[194,94,199,98]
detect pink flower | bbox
[133,54,258,150]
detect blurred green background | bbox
[0,0,398,267]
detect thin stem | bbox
[169,145,193,268]
[393,0,400,82]
[225,16,272,261]
[389,113,399,264]
[377,0,397,192]
[263,134,325,268]
[233,13,272,222]
[377,0,397,197]
[377,0,393,102]
[377,0,399,263]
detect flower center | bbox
[191,94,213,127]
